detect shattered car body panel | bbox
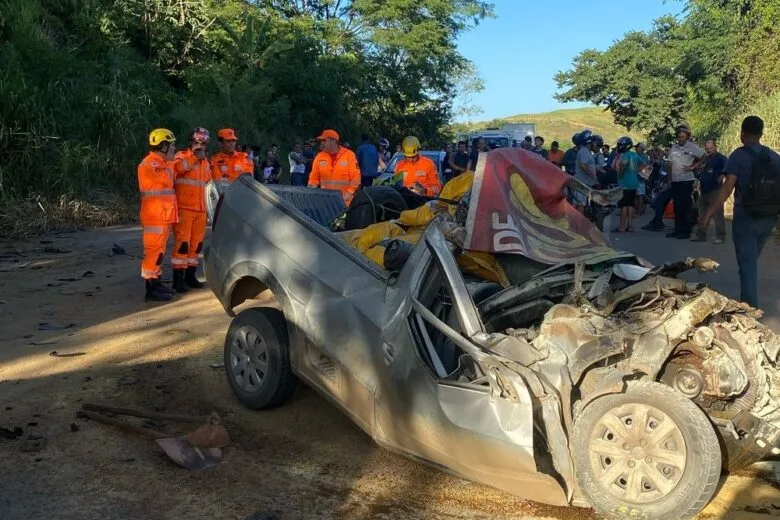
[206,150,780,516]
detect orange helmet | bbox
[217,128,238,141]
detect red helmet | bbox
[190,127,210,143]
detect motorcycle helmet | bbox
[578,129,594,146]
[617,136,633,153]
[591,134,604,148]
[571,132,581,146]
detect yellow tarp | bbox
[341,172,509,287]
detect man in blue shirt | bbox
[615,137,648,232]
[356,134,379,187]
[699,116,780,308]
[692,140,727,243]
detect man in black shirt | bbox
[449,140,470,176]
[469,138,488,170]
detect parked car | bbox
[206,176,780,520]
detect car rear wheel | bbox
[573,381,721,520]
[224,307,297,409]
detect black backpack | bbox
[741,145,780,217]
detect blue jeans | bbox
[732,205,777,308]
[649,188,673,225]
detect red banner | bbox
[464,148,617,264]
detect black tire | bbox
[224,307,297,409]
[345,186,408,230]
[573,381,721,520]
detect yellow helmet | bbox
[148,128,176,147]
[402,136,421,157]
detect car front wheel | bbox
[224,307,297,409]
[573,381,721,520]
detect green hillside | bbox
[453,106,645,148]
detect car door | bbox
[373,224,540,482]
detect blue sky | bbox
[455,0,686,122]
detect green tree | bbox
[554,1,780,145]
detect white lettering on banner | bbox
[491,212,525,252]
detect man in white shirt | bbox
[667,124,705,238]
[289,142,307,186]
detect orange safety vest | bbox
[138,151,177,225]
[395,156,442,196]
[173,149,211,212]
[211,151,254,182]
[548,149,565,167]
[308,147,361,205]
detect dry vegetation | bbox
[0,192,135,238]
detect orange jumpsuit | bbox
[395,156,442,196]
[308,146,361,205]
[210,151,254,182]
[138,152,178,280]
[172,150,211,270]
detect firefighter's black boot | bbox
[185,266,204,289]
[145,279,173,302]
[158,277,175,295]
[172,269,189,293]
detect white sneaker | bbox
[713,238,725,245]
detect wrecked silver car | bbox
[205,149,780,520]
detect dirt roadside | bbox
[0,227,778,520]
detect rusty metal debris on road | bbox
[80,403,229,448]
[76,406,226,470]
[29,339,58,346]
[49,351,85,357]
[0,426,23,440]
[38,322,76,331]
[43,247,70,254]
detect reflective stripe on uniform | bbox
[415,171,426,177]
[144,225,164,234]
[141,189,175,197]
[171,258,189,265]
[175,178,206,187]
[188,258,200,265]
[322,180,350,187]
[141,268,160,278]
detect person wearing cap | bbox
[308,129,361,205]
[667,123,706,239]
[138,129,178,302]
[395,136,441,197]
[171,127,211,293]
[211,128,254,183]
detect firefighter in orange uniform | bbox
[395,136,442,196]
[211,128,254,182]
[138,129,178,302]
[171,127,211,293]
[308,129,360,205]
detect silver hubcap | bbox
[230,325,269,392]
[588,403,687,504]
